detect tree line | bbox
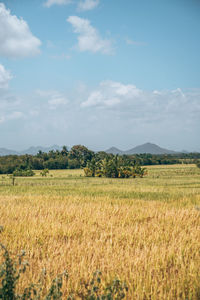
[0,145,200,175]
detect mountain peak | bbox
[105,143,177,155]
[125,143,176,155]
[105,147,123,155]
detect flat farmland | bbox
[0,164,200,299]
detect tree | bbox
[84,155,147,179]
[86,158,96,177]
[61,145,68,156]
[69,145,94,167]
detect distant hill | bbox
[0,145,62,156]
[0,143,189,156]
[20,145,62,155]
[0,148,19,156]
[125,143,177,155]
[105,147,124,155]
[105,143,177,155]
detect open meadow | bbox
[0,164,200,299]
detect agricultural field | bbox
[0,164,200,299]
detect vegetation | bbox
[0,243,127,299]
[40,169,49,177]
[196,160,200,168]
[0,165,200,298]
[13,168,35,177]
[84,156,147,178]
[0,144,200,175]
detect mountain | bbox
[124,143,177,155]
[0,143,188,156]
[0,145,62,156]
[181,150,189,154]
[0,148,19,156]
[105,143,177,155]
[20,145,62,155]
[105,147,124,155]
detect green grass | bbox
[0,164,200,206]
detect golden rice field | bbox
[0,164,200,299]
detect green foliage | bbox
[40,169,49,177]
[44,270,69,300]
[69,145,94,168]
[195,160,200,168]
[73,270,128,299]
[84,158,97,177]
[84,167,94,177]
[13,168,35,177]
[0,243,69,299]
[0,146,199,175]
[0,244,128,299]
[0,244,33,300]
[84,156,147,179]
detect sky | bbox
[0,0,200,151]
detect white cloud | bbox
[44,0,72,7]
[0,83,200,151]
[80,82,200,148]
[0,64,12,88]
[0,3,41,58]
[81,81,142,107]
[36,89,68,110]
[77,0,99,11]
[67,16,113,54]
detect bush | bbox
[196,160,200,168]
[84,167,94,177]
[118,167,132,178]
[73,270,128,299]
[13,168,35,177]
[40,169,49,177]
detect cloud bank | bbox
[1,80,199,150]
[81,81,200,125]
[0,3,41,58]
[82,81,141,107]
[67,16,113,54]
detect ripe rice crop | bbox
[0,164,200,299]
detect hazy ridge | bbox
[0,142,188,156]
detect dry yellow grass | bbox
[0,164,200,299]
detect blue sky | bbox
[0,0,200,151]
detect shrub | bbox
[13,168,35,177]
[84,167,94,177]
[73,270,128,299]
[40,169,49,177]
[196,160,200,168]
